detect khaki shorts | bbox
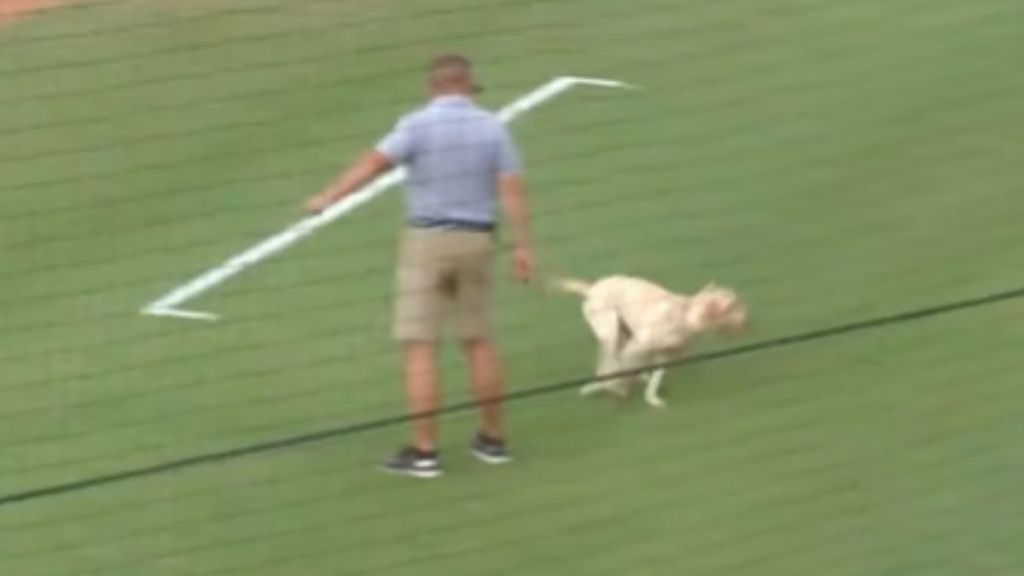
[393,228,496,342]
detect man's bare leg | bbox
[404,341,440,452]
[462,339,504,440]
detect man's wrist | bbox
[512,228,530,251]
[326,187,346,203]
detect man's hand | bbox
[512,246,534,283]
[304,192,335,214]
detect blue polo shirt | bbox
[375,95,522,226]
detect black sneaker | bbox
[470,433,513,465]
[380,447,442,479]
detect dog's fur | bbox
[552,275,747,407]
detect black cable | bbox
[1,283,1020,508]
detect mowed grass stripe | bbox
[1,0,1023,575]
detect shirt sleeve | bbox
[495,125,523,175]
[375,116,415,165]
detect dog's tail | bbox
[548,277,592,297]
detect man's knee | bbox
[460,337,496,357]
[402,342,439,397]
[404,340,436,354]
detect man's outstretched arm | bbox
[304,151,393,214]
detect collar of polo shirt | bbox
[432,94,474,106]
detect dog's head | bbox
[684,283,748,335]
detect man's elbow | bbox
[364,151,395,174]
[498,172,525,195]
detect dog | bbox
[552,275,747,407]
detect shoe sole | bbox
[379,464,443,479]
[471,449,513,465]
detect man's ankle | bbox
[412,446,437,458]
[477,431,503,443]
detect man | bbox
[305,54,533,479]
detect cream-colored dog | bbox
[553,275,747,407]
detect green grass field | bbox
[2,0,1024,574]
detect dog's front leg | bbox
[644,368,667,408]
[643,347,686,408]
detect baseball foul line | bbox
[142,76,634,322]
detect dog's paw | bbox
[580,383,603,397]
[644,395,667,409]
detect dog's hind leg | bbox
[580,303,631,398]
[606,337,658,401]
[581,343,626,397]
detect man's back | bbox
[378,95,520,225]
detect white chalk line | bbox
[143,76,634,321]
